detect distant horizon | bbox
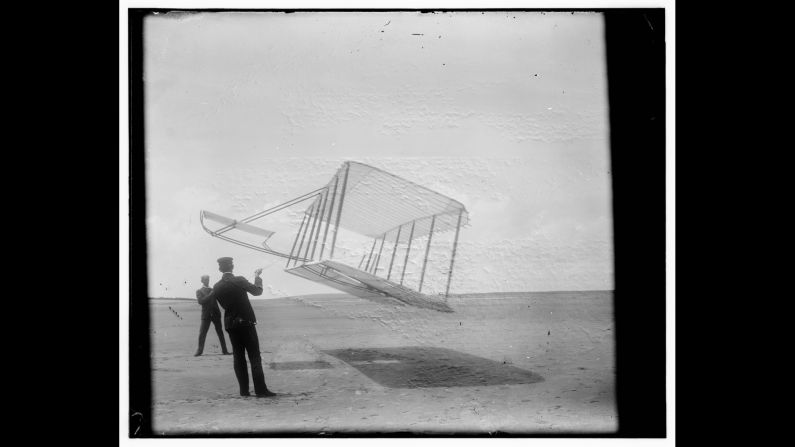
[149,289,615,301]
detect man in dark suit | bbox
[207,257,276,398]
[195,275,231,356]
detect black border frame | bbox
[128,8,666,438]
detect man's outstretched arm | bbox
[236,268,264,296]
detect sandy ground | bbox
[149,291,615,434]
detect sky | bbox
[143,11,613,299]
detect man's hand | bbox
[254,268,263,277]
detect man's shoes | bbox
[255,390,277,398]
[223,351,232,355]
[240,392,251,397]
[193,352,202,356]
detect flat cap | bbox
[217,257,234,264]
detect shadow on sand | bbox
[324,346,544,389]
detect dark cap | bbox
[217,257,234,265]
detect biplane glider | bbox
[200,161,468,313]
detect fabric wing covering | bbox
[310,161,468,243]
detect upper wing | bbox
[314,161,469,243]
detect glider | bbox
[200,161,468,312]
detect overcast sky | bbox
[144,11,613,299]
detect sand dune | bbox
[149,291,615,434]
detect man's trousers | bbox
[227,325,269,395]
[196,316,229,355]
